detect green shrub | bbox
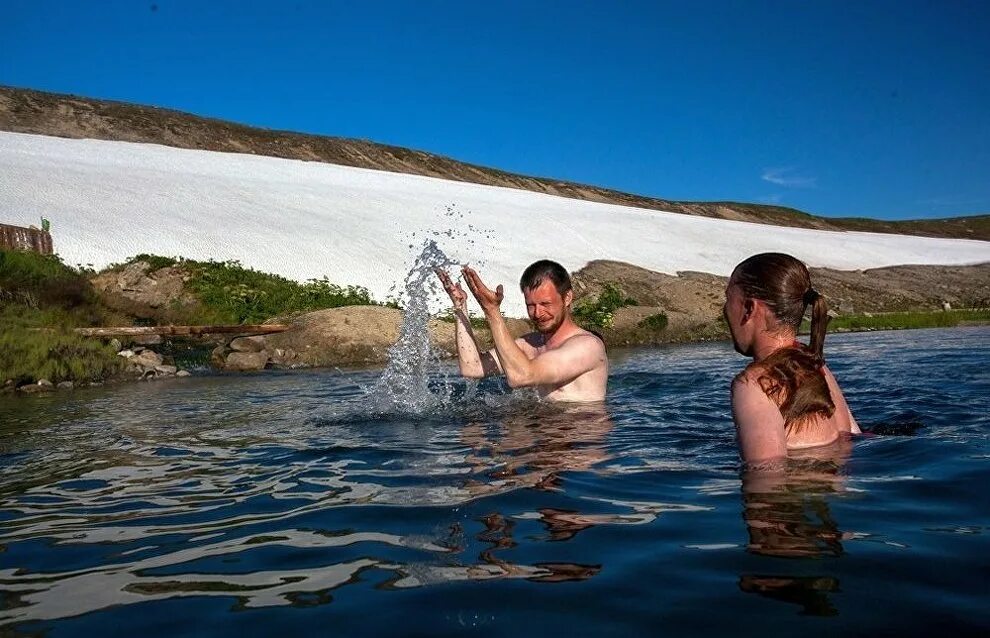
[572,282,636,330]
[800,309,990,333]
[185,259,375,324]
[129,254,180,270]
[638,312,669,331]
[0,250,93,309]
[435,307,492,330]
[0,324,122,384]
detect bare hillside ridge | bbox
[2,85,987,241]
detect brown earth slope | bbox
[2,85,987,240]
[573,260,990,345]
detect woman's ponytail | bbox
[805,289,829,363]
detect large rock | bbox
[130,350,164,369]
[225,351,269,371]
[229,336,266,352]
[89,261,198,318]
[263,306,531,367]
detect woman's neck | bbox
[752,332,797,363]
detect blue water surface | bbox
[0,327,987,636]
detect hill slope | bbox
[2,85,986,240]
[2,131,988,318]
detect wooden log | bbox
[73,324,289,337]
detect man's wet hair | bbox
[519,260,571,295]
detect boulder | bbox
[210,345,228,368]
[269,347,301,368]
[225,351,269,371]
[229,336,266,353]
[131,350,165,369]
[176,370,192,378]
[57,381,75,390]
[155,365,178,376]
[263,306,530,367]
[90,262,196,312]
[18,382,54,394]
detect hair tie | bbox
[803,289,820,305]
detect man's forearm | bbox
[484,308,534,387]
[453,309,486,378]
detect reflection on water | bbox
[0,327,988,635]
[737,441,852,616]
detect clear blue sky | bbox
[2,1,988,220]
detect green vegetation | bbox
[0,322,122,385]
[103,255,378,324]
[801,309,990,333]
[0,250,379,385]
[637,312,669,331]
[185,259,374,324]
[435,307,490,330]
[572,283,637,330]
[1,251,123,384]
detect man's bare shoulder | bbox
[564,330,607,351]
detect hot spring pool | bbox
[1,327,987,636]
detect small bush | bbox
[129,254,180,270]
[638,312,669,331]
[823,309,990,332]
[0,250,93,309]
[435,307,491,330]
[0,323,122,384]
[572,282,636,330]
[185,259,376,324]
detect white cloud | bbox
[761,167,817,188]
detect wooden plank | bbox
[73,324,289,337]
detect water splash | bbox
[369,239,460,414]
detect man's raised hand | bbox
[461,266,504,314]
[435,268,468,311]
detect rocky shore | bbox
[4,257,987,395]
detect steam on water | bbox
[369,239,461,414]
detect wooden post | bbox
[72,324,289,337]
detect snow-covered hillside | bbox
[2,131,988,317]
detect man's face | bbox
[723,273,752,356]
[523,279,571,334]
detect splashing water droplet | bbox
[367,239,460,414]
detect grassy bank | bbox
[1,250,383,386]
[797,309,990,334]
[108,254,379,324]
[0,250,123,385]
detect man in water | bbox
[435,260,608,402]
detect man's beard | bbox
[534,314,564,335]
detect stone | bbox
[18,382,53,394]
[269,347,300,367]
[229,336,267,353]
[57,381,75,390]
[109,338,123,352]
[210,345,229,368]
[117,349,135,358]
[176,370,192,377]
[37,378,54,387]
[155,365,178,376]
[131,350,165,369]
[225,351,269,371]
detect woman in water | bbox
[724,253,860,464]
